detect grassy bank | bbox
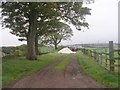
[77,52,118,88]
[2,53,61,86]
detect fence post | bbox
[105,49,108,68]
[100,53,102,64]
[109,41,114,71]
[90,50,92,57]
[94,50,96,60]
[96,52,99,63]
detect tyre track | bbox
[8,55,66,88]
[7,54,103,88]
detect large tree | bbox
[35,19,64,54]
[1,2,91,60]
[39,22,73,49]
[1,2,59,60]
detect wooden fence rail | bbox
[81,41,120,72]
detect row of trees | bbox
[1,2,92,60]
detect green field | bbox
[2,52,61,86]
[77,52,118,88]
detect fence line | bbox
[81,41,120,72]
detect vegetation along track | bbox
[6,54,102,88]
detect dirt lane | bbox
[64,55,102,88]
[7,55,65,88]
[8,54,103,88]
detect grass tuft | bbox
[53,54,72,72]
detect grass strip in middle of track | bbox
[53,54,73,72]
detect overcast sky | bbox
[0,0,119,46]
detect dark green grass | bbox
[53,54,72,72]
[2,53,61,86]
[77,52,118,88]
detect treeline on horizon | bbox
[1,42,119,53]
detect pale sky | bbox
[0,0,119,46]
[61,0,119,45]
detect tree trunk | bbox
[26,10,38,60]
[55,44,58,50]
[35,35,40,55]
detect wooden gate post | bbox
[109,41,114,71]
[100,53,102,64]
[94,50,96,60]
[105,49,108,67]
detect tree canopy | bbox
[39,22,73,49]
[1,2,91,60]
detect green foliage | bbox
[39,22,73,49]
[18,44,27,56]
[57,46,65,51]
[2,45,27,56]
[2,53,61,86]
[38,46,55,54]
[14,49,22,56]
[2,47,16,55]
[1,2,91,59]
[77,52,118,88]
[1,2,91,41]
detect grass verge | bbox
[2,52,61,86]
[77,52,118,88]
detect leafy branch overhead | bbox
[2,2,91,37]
[1,2,92,60]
